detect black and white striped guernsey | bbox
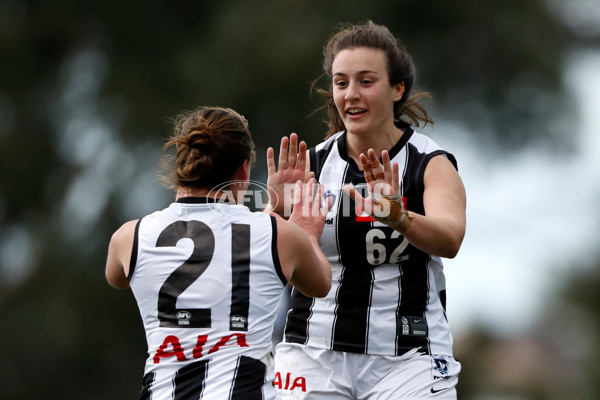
[128,197,286,399]
[284,122,458,357]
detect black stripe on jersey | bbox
[332,265,375,353]
[413,150,457,196]
[127,218,142,282]
[139,371,154,400]
[284,289,315,345]
[176,196,234,204]
[229,356,267,400]
[388,121,414,159]
[269,216,287,286]
[330,161,375,353]
[396,251,431,355]
[440,289,447,320]
[173,359,209,400]
[231,224,251,331]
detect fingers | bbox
[381,150,400,194]
[343,184,366,211]
[297,140,307,172]
[312,181,324,216]
[318,185,333,217]
[358,153,373,183]
[369,149,385,181]
[275,133,307,173]
[266,147,276,176]
[292,179,331,218]
[288,133,298,168]
[381,150,391,177]
[293,180,302,209]
[360,149,385,183]
[278,136,289,170]
[303,178,313,216]
[392,162,399,194]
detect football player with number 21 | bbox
[106,106,332,400]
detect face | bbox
[331,47,404,136]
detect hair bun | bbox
[183,120,215,151]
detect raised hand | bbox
[343,149,413,234]
[266,133,314,216]
[289,179,332,241]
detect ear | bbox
[393,81,405,102]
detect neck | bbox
[176,187,211,200]
[176,185,245,203]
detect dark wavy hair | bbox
[313,21,433,138]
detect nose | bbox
[344,82,359,102]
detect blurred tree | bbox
[454,255,600,400]
[0,0,596,397]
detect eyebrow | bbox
[332,69,380,77]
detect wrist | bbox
[371,194,414,234]
[391,210,414,234]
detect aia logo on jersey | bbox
[355,197,408,222]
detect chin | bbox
[344,123,369,136]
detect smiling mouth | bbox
[347,108,366,116]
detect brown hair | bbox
[313,21,433,138]
[159,106,256,190]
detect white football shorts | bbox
[274,342,460,399]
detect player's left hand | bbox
[289,179,332,241]
[344,149,413,233]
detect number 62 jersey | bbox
[284,122,459,358]
[128,197,286,400]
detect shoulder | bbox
[407,131,458,170]
[408,131,443,151]
[110,219,139,246]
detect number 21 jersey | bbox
[128,197,286,399]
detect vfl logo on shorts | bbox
[433,356,450,379]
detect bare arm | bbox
[105,219,138,289]
[403,156,466,257]
[276,180,332,297]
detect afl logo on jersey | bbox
[230,314,248,331]
[177,311,192,326]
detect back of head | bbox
[317,21,432,137]
[160,106,256,191]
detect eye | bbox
[334,80,347,88]
[361,79,373,85]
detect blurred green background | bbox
[1,0,599,398]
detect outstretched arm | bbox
[344,149,466,258]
